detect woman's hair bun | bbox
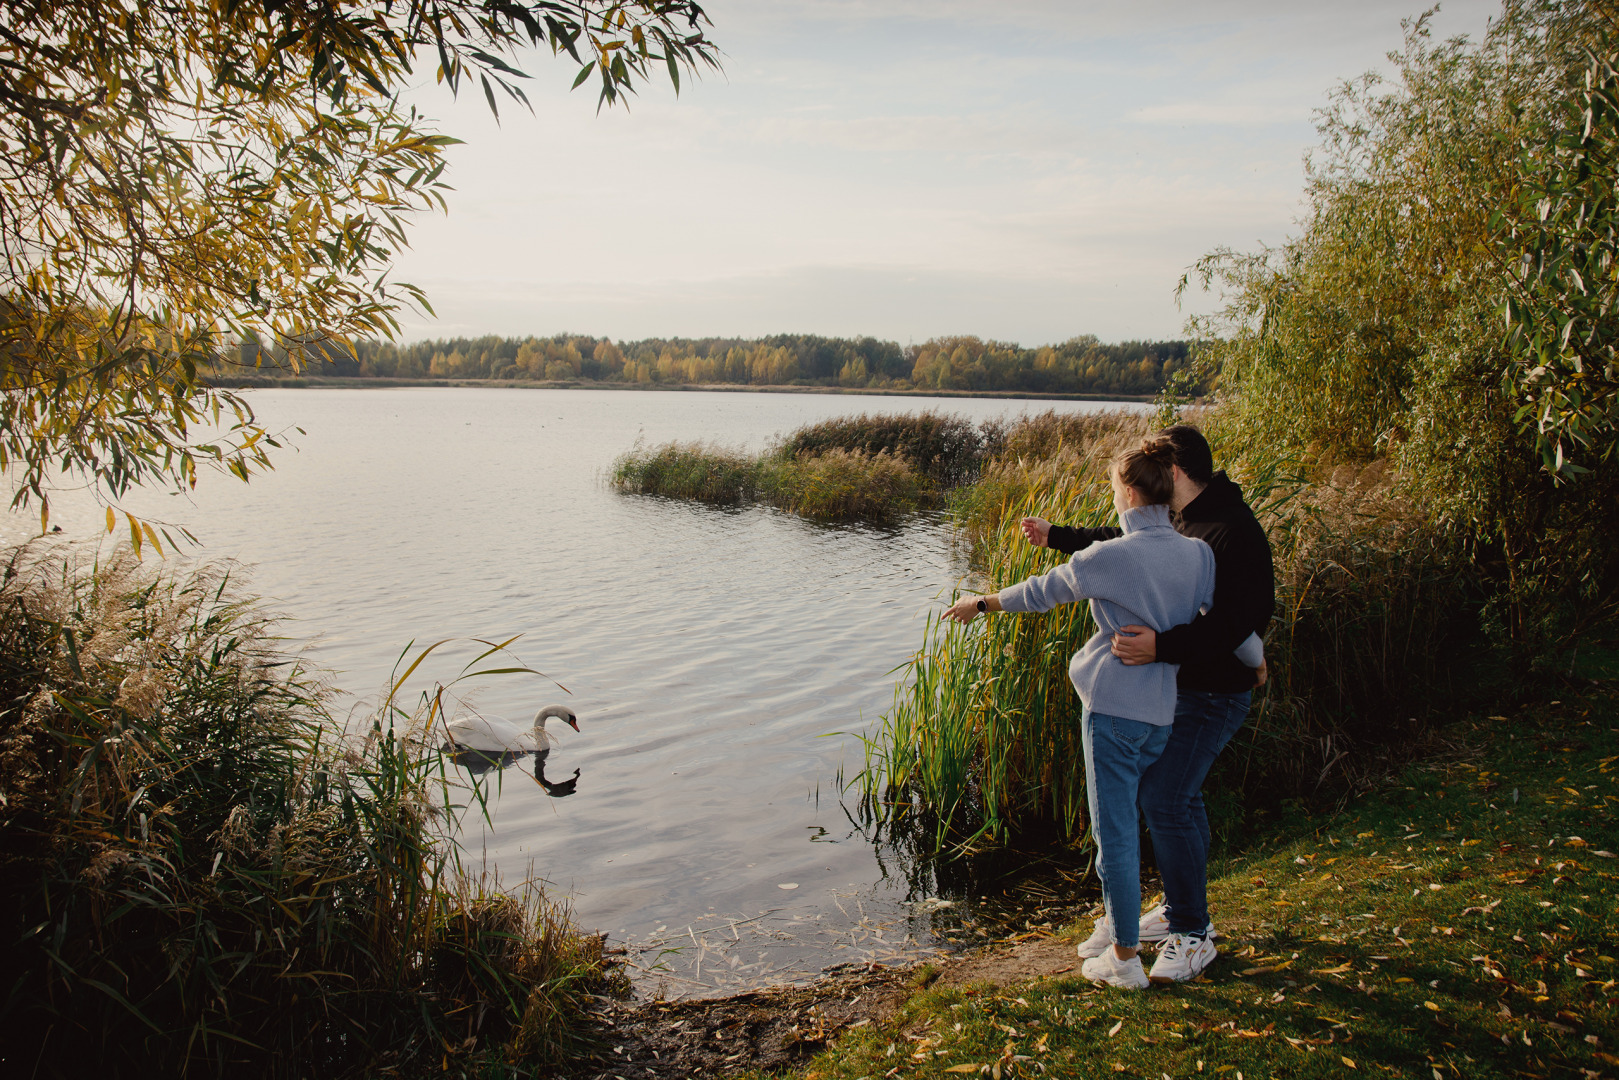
[1139,433,1177,463]
[1114,434,1177,505]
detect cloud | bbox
[385,0,1501,345]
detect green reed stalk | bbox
[859,441,1126,852]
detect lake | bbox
[8,387,1140,996]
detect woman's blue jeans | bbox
[1137,690,1251,935]
[1082,708,1171,949]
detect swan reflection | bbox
[532,760,580,798]
[443,747,581,798]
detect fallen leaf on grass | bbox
[943,1066,981,1074]
[1311,963,1355,975]
[1423,1001,1441,1011]
[1107,1020,1123,1037]
[1342,1056,1357,1068]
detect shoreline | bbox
[201,375,1156,404]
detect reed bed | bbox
[757,448,930,522]
[778,410,999,488]
[0,544,607,1078]
[857,429,1137,852]
[610,413,993,523]
[610,440,760,503]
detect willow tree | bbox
[0,0,716,541]
[1181,0,1619,660]
[1502,6,1619,478]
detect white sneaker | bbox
[1148,933,1217,983]
[1075,916,1114,959]
[1138,903,1217,943]
[1081,948,1150,989]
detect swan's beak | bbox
[565,713,580,731]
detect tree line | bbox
[226,332,1196,397]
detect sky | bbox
[388,0,1501,349]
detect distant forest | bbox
[227,333,1197,397]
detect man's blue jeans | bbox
[1138,691,1251,935]
[1082,708,1171,949]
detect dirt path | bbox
[574,935,1082,1078]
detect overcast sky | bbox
[388,0,1500,348]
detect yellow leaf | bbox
[105,506,116,533]
[1342,1056,1357,1068]
[1423,1000,1441,1011]
[126,512,142,556]
[1107,1020,1123,1036]
[944,1067,982,1074]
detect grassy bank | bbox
[0,545,609,1078]
[780,687,1619,1079]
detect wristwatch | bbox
[976,598,987,613]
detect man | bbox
[1020,424,1274,983]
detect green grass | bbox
[781,690,1619,1079]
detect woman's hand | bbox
[944,594,999,624]
[1020,517,1052,547]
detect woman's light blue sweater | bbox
[996,503,1215,725]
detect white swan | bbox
[444,704,580,753]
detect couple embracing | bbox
[945,424,1274,989]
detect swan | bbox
[443,704,580,754]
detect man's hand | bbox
[1110,624,1157,665]
[1254,659,1268,688]
[1020,517,1051,548]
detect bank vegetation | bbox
[858,0,1619,852]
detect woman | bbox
[944,434,1229,989]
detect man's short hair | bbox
[1159,424,1214,483]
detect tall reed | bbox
[0,544,606,1078]
[858,415,1148,851]
[757,448,931,523]
[779,410,999,487]
[610,440,759,503]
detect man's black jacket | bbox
[1045,471,1275,693]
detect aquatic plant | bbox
[757,448,931,523]
[0,544,607,1078]
[610,440,760,503]
[777,411,999,488]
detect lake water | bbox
[10,387,1140,996]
